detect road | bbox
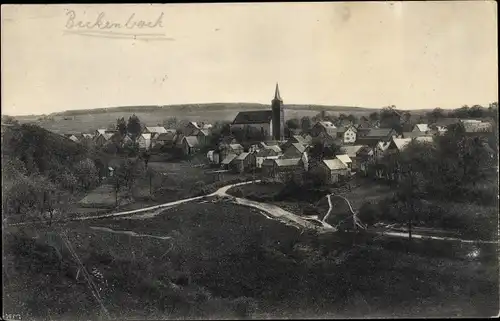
[6,180,499,244]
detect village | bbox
[57,84,495,187]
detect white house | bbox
[335,154,353,170]
[412,124,430,133]
[137,133,152,150]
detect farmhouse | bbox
[255,147,281,169]
[282,143,307,159]
[262,158,305,182]
[143,126,168,135]
[220,143,244,161]
[335,154,353,171]
[231,84,285,141]
[316,158,349,184]
[356,128,398,146]
[153,131,177,148]
[412,124,430,133]
[233,152,255,173]
[221,153,238,170]
[181,136,200,155]
[311,121,336,137]
[336,125,358,144]
[137,133,152,150]
[341,145,364,171]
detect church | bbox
[230,83,285,141]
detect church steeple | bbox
[273,83,282,102]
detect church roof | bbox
[274,83,282,101]
[232,110,273,125]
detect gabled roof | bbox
[139,133,152,140]
[221,153,237,164]
[229,143,244,150]
[188,121,200,129]
[391,138,412,151]
[335,154,352,165]
[265,145,282,153]
[315,121,336,129]
[356,146,373,157]
[463,122,492,133]
[401,131,427,138]
[377,140,391,151]
[365,128,395,138]
[414,124,429,132]
[197,129,210,136]
[414,136,434,144]
[235,152,250,161]
[341,145,364,158]
[183,136,199,147]
[273,83,283,101]
[286,142,306,154]
[156,132,176,141]
[275,158,301,167]
[145,126,168,134]
[322,158,348,170]
[96,129,107,135]
[232,110,273,125]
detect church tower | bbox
[271,83,285,141]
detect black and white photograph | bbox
[1,2,499,320]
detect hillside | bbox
[13,103,382,134]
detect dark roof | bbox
[365,128,395,138]
[233,110,273,125]
[156,132,176,141]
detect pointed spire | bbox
[273,83,282,101]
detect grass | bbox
[4,201,498,319]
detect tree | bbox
[127,114,142,141]
[369,112,379,121]
[2,115,19,125]
[58,171,78,193]
[300,116,312,133]
[286,118,300,130]
[142,151,151,169]
[74,158,99,190]
[116,117,127,136]
[163,117,178,129]
[427,108,445,122]
[468,105,484,118]
[346,114,358,124]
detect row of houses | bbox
[208,114,494,185]
[61,121,213,153]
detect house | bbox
[196,129,210,146]
[282,135,312,150]
[282,143,307,159]
[262,158,305,182]
[153,131,177,148]
[316,159,349,184]
[335,154,353,171]
[181,136,200,155]
[311,121,337,137]
[356,146,375,175]
[207,150,221,165]
[233,152,255,173]
[220,153,238,170]
[220,143,244,161]
[143,126,168,135]
[428,125,448,136]
[387,136,434,154]
[336,125,358,144]
[137,133,152,150]
[183,122,202,136]
[63,134,80,143]
[94,131,118,147]
[374,140,391,159]
[400,131,430,139]
[255,147,281,169]
[412,123,430,134]
[356,128,398,146]
[463,121,492,135]
[341,145,364,171]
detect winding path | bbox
[6,180,499,245]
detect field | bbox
[72,159,250,218]
[3,201,498,319]
[12,102,395,134]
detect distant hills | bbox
[46,103,379,117]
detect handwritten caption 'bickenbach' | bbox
[65,10,164,30]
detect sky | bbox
[1,2,498,116]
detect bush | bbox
[231,187,244,197]
[358,202,380,227]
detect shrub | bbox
[358,202,379,227]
